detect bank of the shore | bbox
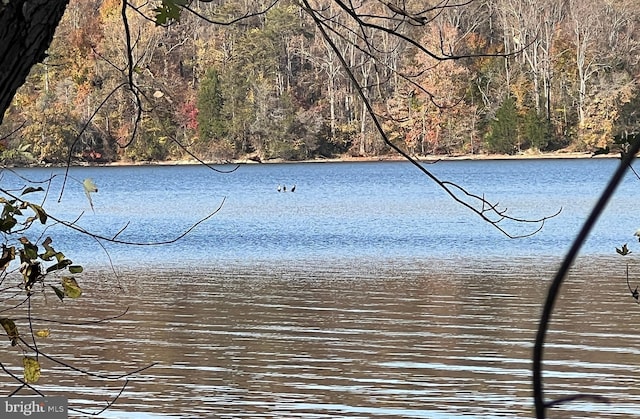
[120,149,612,167]
[14,149,616,168]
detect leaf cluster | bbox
[0,169,207,412]
[0,183,85,386]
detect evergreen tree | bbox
[197,68,227,143]
[485,96,519,154]
[522,108,550,151]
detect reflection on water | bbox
[3,258,640,418]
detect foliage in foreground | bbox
[0,172,151,415]
[0,180,83,379]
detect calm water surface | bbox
[1,159,640,418]
[5,158,639,266]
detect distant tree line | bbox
[0,0,638,164]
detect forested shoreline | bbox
[0,0,638,165]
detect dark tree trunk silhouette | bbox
[0,0,69,123]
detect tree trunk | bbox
[328,71,336,140]
[0,0,69,124]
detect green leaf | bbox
[0,215,17,232]
[21,186,44,195]
[50,285,65,302]
[61,277,82,298]
[46,259,72,273]
[616,243,631,256]
[41,237,61,261]
[19,238,38,262]
[28,204,47,224]
[23,356,41,384]
[0,318,19,346]
[2,201,16,216]
[68,265,83,274]
[154,0,187,25]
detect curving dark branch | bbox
[120,0,144,149]
[0,361,44,397]
[0,288,151,411]
[626,264,640,303]
[181,0,280,26]
[126,0,280,27]
[0,120,26,142]
[146,101,241,172]
[532,133,640,418]
[8,333,155,416]
[308,6,459,113]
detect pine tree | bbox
[197,68,226,142]
[486,96,519,154]
[522,108,549,151]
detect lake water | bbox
[5,158,640,267]
[2,159,640,418]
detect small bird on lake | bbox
[291,184,296,192]
[277,185,282,192]
[283,185,287,192]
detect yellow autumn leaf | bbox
[35,329,50,338]
[0,318,18,346]
[61,277,82,298]
[23,356,41,384]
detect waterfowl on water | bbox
[277,184,295,192]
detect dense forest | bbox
[0,0,638,164]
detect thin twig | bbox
[545,393,610,409]
[1,188,226,246]
[69,379,130,416]
[19,337,156,380]
[15,307,130,326]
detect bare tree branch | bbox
[303,0,560,239]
